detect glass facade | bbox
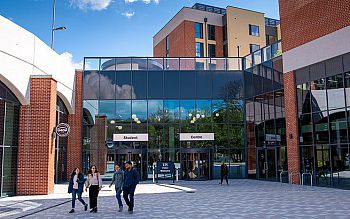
[244,56,286,181]
[296,53,350,189]
[195,22,203,39]
[0,81,20,196]
[83,57,245,180]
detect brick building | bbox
[153,3,280,59]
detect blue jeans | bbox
[115,187,123,207]
[72,189,86,209]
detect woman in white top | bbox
[85,165,102,213]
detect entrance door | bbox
[116,149,147,181]
[181,148,211,180]
[257,148,277,181]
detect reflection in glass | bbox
[164,100,180,123]
[327,74,345,110]
[132,100,147,123]
[116,100,131,123]
[148,100,163,123]
[116,71,132,99]
[180,100,195,123]
[196,100,212,123]
[83,71,99,99]
[310,78,327,112]
[99,100,115,119]
[132,71,147,99]
[83,100,98,125]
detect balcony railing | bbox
[243,41,282,70]
[84,57,243,71]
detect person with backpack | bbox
[123,161,140,214]
[68,167,88,213]
[109,164,124,212]
[85,165,102,213]
[220,161,229,185]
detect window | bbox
[196,42,204,57]
[249,24,259,36]
[208,44,216,57]
[195,22,203,39]
[165,35,169,57]
[250,44,260,54]
[208,24,215,40]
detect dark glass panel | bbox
[132,71,147,99]
[164,100,180,123]
[297,83,311,115]
[164,71,179,99]
[196,71,212,99]
[299,114,313,145]
[326,74,345,110]
[115,100,131,123]
[344,72,350,108]
[148,71,163,99]
[180,71,195,99]
[313,112,329,144]
[132,100,147,123]
[180,100,195,123]
[83,71,99,99]
[99,70,116,99]
[212,71,227,99]
[116,71,132,99]
[148,100,163,123]
[196,100,212,123]
[83,100,99,125]
[99,100,115,119]
[227,71,243,100]
[329,110,348,144]
[310,78,327,112]
[226,100,243,123]
[212,100,225,123]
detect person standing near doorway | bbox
[68,168,88,213]
[85,165,102,213]
[123,161,140,214]
[220,161,229,185]
[109,164,124,212]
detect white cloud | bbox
[142,0,151,4]
[122,11,135,18]
[70,0,112,11]
[59,52,86,70]
[124,0,159,4]
[125,0,137,3]
[153,0,159,4]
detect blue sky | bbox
[0,0,279,66]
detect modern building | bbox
[1,0,350,197]
[153,3,280,58]
[0,15,80,196]
[82,57,246,181]
[278,0,350,187]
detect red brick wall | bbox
[169,20,196,57]
[67,71,83,179]
[279,0,350,52]
[283,71,300,184]
[153,37,166,57]
[215,26,224,57]
[89,116,107,174]
[18,77,57,195]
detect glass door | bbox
[257,148,277,181]
[116,149,147,181]
[181,149,211,180]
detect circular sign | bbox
[56,123,70,137]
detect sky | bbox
[0,0,279,67]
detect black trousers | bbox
[123,185,136,210]
[221,175,229,184]
[89,185,99,209]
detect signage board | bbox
[113,134,148,142]
[180,133,214,141]
[55,123,70,137]
[265,134,281,142]
[157,161,175,174]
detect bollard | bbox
[153,165,155,183]
[176,168,179,182]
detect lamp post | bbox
[51,0,66,49]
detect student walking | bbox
[123,161,140,214]
[220,161,229,185]
[85,165,102,213]
[68,168,88,213]
[109,164,124,212]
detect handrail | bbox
[302,172,313,186]
[280,171,288,185]
[289,172,301,185]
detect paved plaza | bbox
[1,179,350,218]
